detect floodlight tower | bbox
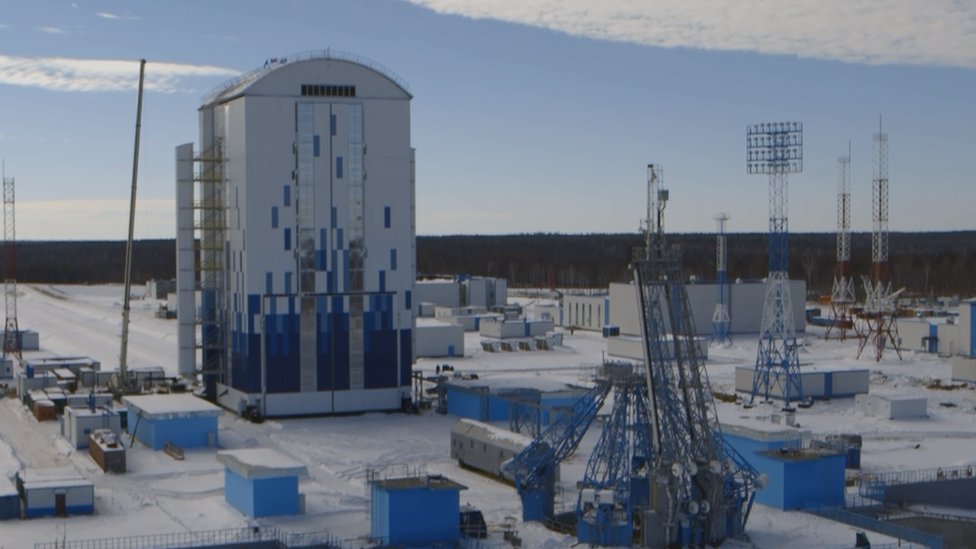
[858,119,902,361]
[746,122,804,409]
[2,172,22,363]
[710,213,733,346]
[644,164,667,256]
[827,147,856,340]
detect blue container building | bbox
[217,448,308,517]
[370,474,467,547]
[122,394,223,450]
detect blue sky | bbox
[0,0,973,240]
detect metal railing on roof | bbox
[804,502,943,549]
[202,49,411,105]
[34,526,344,549]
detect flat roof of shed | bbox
[122,394,223,419]
[216,448,308,480]
[372,475,467,492]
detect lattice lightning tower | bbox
[2,174,22,363]
[827,146,856,340]
[710,213,733,346]
[746,122,804,409]
[858,119,902,361]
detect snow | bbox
[122,394,224,418]
[216,448,308,480]
[0,283,973,548]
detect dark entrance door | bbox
[55,492,66,516]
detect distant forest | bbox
[6,231,976,298]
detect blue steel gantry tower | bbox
[746,122,804,410]
[709,213,732,346]
[631,164,758,547]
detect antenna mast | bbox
[827,144,855,340]
[2,165,22,364]
[710,213,732,346]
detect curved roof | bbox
[202,49,411,106]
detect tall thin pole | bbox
[119,59,146,391]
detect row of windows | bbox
[301,84,356,97]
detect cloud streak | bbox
[96,12,119,20]
[0,55,239,92]
[404,0,976,68]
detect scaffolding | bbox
[193,142,228,393]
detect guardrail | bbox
[804,503,943,549]
[856,465,976,487]
[35,526,344,549]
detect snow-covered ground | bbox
[1,285,973,548]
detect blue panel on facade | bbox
[336,157,343,179]
[266,273,273,294]
[330,114,337,136]
[384,206,391,228]
[313,135,320,157]
[285,272,293,295]
[405,291,411,310]
[365,327,397,389]
[284,228,292,250]
[336,228,343,250]
[0,491,19,520]
[271,206,278,228]
[390,249,397,271]
[400,329,412,386]
[379,271,386,293]
[284,185,291,207]
[266,312,300,394]
[331,206,337,228]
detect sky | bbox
[0,0,973,240]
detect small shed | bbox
[0,478,18,520]
[444,377,585,424]
[734,365,869,400]
[89,429,126,473]
[122,394,223,450]
[33,399,56,422]
[370,474,467,546]
[217,448,307,517]
[18,468,94,518]
[855,394,928,419]
[62,406,122,449]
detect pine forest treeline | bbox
[5,232,976,298]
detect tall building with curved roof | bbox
[176,51,415,417]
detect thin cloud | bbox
[404,0,976,68]
[0,23,10,29]
[96,12,120,20]
[38,26,67,34]
[0,55,239,92]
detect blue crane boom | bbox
[503,379,612,521]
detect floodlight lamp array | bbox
[746,122,804,174]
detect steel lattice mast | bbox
[2,172,21,363]
[858,118,902,361]
[710,213,732,346]
[827,146,855,340]
[746,122,804,409]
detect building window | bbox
[336,157,343,179]
[384,206,391,228]
[284,228,292,251]
[283,185,291,207]
[330,114,337,136]
[313,135,320,157]
[390,249,397,271]
[379,270,386,293]
[285,272,293,294]
[302,84,356,97]
[271,206,278,229]
[405,290,412,310]
[266,272,273,295]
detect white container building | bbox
[855,394,928,419]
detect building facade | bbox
[176,51,415,417]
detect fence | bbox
[34,526,344,549]
[804,503,943,549]
[856,465,976,487]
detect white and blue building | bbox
[17,468,94,518]
[369,474,466,546]
[177,50,415,417]
[122,394,222,450]
[217,448,307,518]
